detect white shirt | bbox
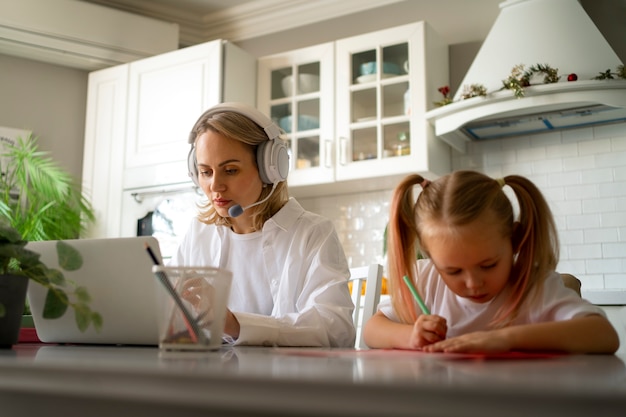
[169,198,356,347]
[379,259,606,336]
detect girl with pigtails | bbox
[363,170,619,354]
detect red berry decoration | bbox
[567,73,578,81]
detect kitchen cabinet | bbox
[82,40,256,238]
[82,64,128,239]
[257,22,452,198]
[257,42,335,187]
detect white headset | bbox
[187,102,289,187]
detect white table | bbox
[1,344,625,417]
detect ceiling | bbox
[80,0,500,48]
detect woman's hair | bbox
[191,110,289,231]
[387,170,559,326]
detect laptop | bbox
[26,236,163,345]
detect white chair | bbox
[349,264,383,349]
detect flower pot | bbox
[0,274,29,348]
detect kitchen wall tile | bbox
[594,122,626,139]
[568,243,602,259]
[564,183,598,200]
[612,135,626,151]
[615,166,626,180]
[582,197,615,213]
[562,126,592,143]
[579,138,611,154]
[584,227,619,244]
[599,181,626,198]
[605,273,626,289]
[516,146,547,162]
[547,142,577,158]
[595,150,626,168]
[587,258,622,274]
[567,213,601,229]
[581,167,613,184]
[603,242,626,258]
[501,135,529,151]
[532,158,562,174]
[551,199,582,216]
[560,229,584,245]
[602,212,626,228]
[529,131,561,147]
[562,154,595,171]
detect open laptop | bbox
[26,236,163,345]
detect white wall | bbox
[299,121,626,294]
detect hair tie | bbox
[496,178,506,188]
[420,179,431,189]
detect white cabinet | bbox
[82,65,128,239]
[257,42,335,187]
[82,40,256,238]
[257,22,452,198]
[124,40,256,190]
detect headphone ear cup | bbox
[257,139,290,185]
[187,146,199,187]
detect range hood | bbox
[426,0,626,153]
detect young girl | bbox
[363,171,619,354]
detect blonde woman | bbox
[171,102,355,347]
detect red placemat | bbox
[18,328,41,343]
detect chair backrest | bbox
[349,264,383,349]
[561,273,582,297]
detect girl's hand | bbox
[422,329,511,353]
[409,314,447,348]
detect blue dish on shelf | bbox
[360,61,402,76]
[279,115,320,133]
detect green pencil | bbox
[403,275,430,315]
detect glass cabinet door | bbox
[258,43,335,187]
[335,22,449,183]
[349,42,409,162]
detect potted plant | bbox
[0,223,102,347]
[0,133,95,241]
[0,133,100,347]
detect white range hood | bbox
[426,0,626,153]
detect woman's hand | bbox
[223,309,240,339]
[409,314,447,349]
[180,277,215,325]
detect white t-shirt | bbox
[223,230,273,315]
[379,259,606,337]
[169,198,356,347]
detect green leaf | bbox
[56,241,83,271]
[74,286,91,303]
[75,309,91,332]
[42,288,69,319]
[91,312,103,331]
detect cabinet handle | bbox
[324,139,333,168]
[339,137,349,166]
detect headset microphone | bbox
[228,183,278,218]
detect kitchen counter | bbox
[1,344,625,417]
[582,289,626,306]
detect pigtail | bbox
[388,174,424,323]
[494,175,559,324]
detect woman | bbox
[170,102,356,347]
